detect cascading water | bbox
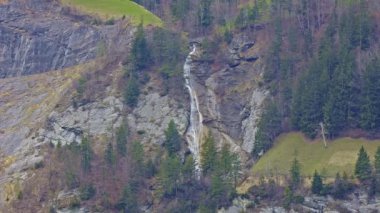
[184,44,203,178]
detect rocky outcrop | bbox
[0,0,133,78]
[128,92,188,145]
[39,96,124,146]
[186,35,267,156]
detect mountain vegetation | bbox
[5,0,380,212]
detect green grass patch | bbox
[252,132,380,177]
[61,0,162,26]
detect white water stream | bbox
[184,45,203,178]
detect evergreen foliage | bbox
[117,184,138,213]
[201,133,217,175]
[81,137,93,174]
[290,157,301,189]
[79,184,96,200]
[360,58,380,130]
[311,170,323,195]
[158,155,181,196]
[124,73,140,107]
[355,146,372,182]
[104,142,115,167]
[253,101,282,156]
[198,0,213,28]
[116,123,128,157]
[164,120,181,156]
[131,22,152,71]
[375,147,380,178]
[170,0,190,21]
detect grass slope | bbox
[252,133,380,177]
[62,0,162,26]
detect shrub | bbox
[80,184,96,201]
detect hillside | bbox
[1,0,380,212]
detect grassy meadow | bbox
[61,0,162,26]
[252,133,380,177]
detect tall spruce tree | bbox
[81,137,93,174]
[105,142,115,167]
[164,120,181,156]
[131,22,152,71]
[355,146,372,182]
[201,133,217,175]
[311,170,323,195]
[116,124,127,157]
[290,157,301,189]
[374,147,380,182]
[360,58,380,130]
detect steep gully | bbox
[184,44,203,178]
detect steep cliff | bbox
[0,0,132,78]
[184,34,268,159]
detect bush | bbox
[80,184,96,201]
[105,18,115,25]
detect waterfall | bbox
[184,44,203,178]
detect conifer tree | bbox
[182,155,195,183]
[375,147,380,177]
[116,124,127,157]
[355,146,372,182]
[158,155,181,196]
[374,146,380,191]
[360,58,380,130]
[124,73,140,107]
[201,133,217,175]
[164,120,181,156]
[131,22,151,71]
[81,137,93,174]
[105,142,115,167]
[311,170,323,195]
[198,0,213,28]
[290,157,301,189]
[118,184,138,213]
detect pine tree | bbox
[210,174,225,207]
[81,137,93,174]
[219,143,232,177]
[116,124,127,157]
[375,147,380,177]
[124,73,140,107]
[360,58,380,130]
[164,120,181,156]
[290,157,301,189]
[158,155,181,196]
[201,133,217,175]
[197,0,213,28]
[118,184,138,213]
[333,172,343,198]
[311,170,323,195]
[131,22,151,71]
[170,0,190,21]
[130,141,145,178]
[374,147,380,192]
[230,152,241,188]
[105,142,115,167]
[182,155,195,183]
[355,146,372,182]
[253,101,282,156]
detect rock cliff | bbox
[0,0,132,78]
[185,35,268,158]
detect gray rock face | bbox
[187,35,267,156]
[39,96,124,146]
[128,92,188,145]
[0,0,132,78]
